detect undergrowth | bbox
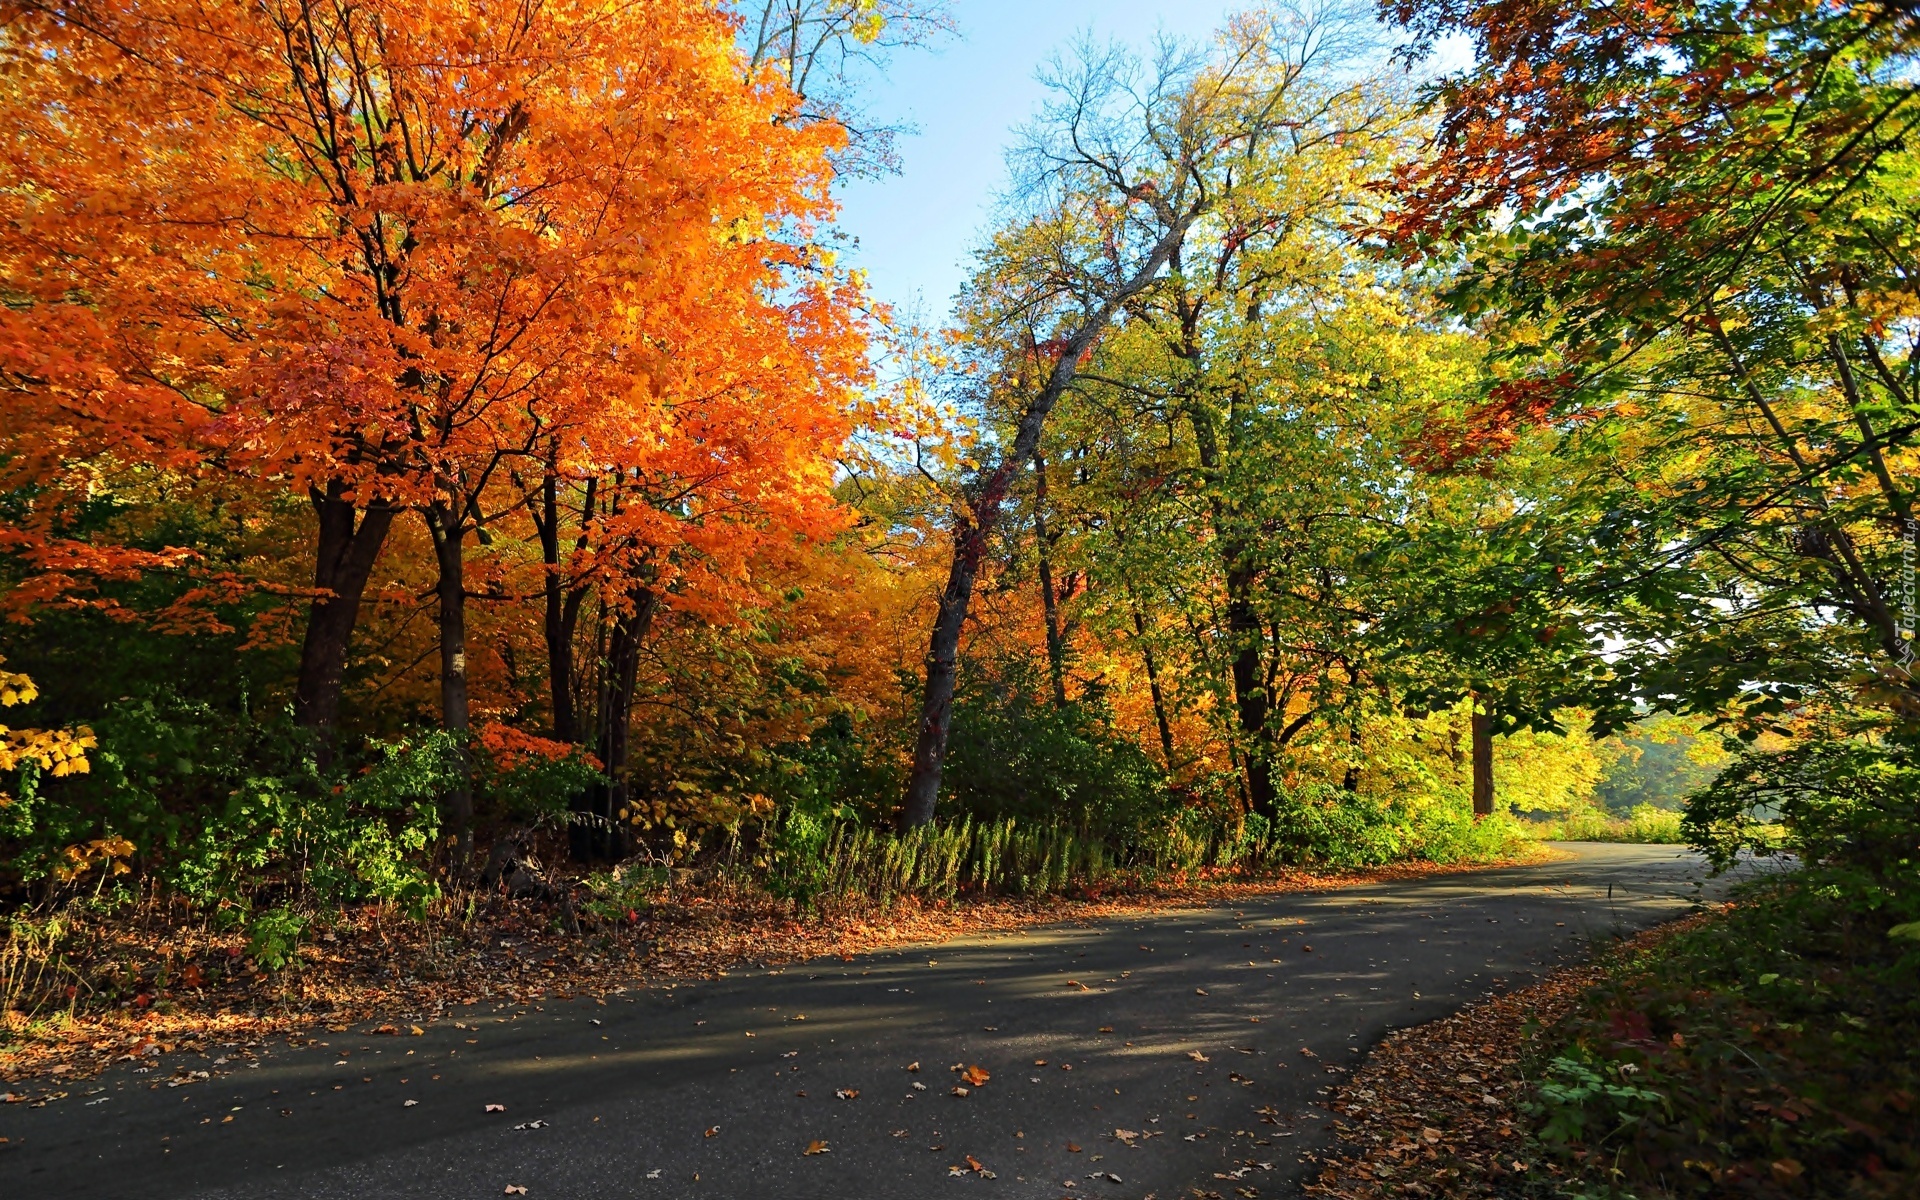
[1522,735,1920,1199]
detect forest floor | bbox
[1,851,1562,1090]
[1302,914,1711,1200]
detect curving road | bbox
[0,843,1742,1200]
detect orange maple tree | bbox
[1,0,868,856]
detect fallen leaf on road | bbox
[513,1120,548,1130]
[1067,1142,1082,1152]
[1188,1051,1211,1062]
[403,1099,418,1107]
[1098,1026,1114,1033]
[1114,1129,1138,1142]
[803,1140,830,1155]
[835,1089,859,1100]
[1195,988,1209,996]
[645,1170,661,1179]
[503,1188,526,1195]
[1299,1048,1317,1058]
[961,1064,991,1087]
[1065,980,1089,991]
[485,1103,507,1112]
[951,1086,970,1097]
[911,1082,926,1091]
[1033,1059,1048,1067]
[409,1025,424,1036]
[906,1061,920,1072]
[704,1126,720,1137]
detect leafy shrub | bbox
[1684,736,1920,926]
[168,736,448,917]
[245,906,306,972]
[579,862,669,924]
[943,656,1169,836]
[1528,1051,1670,1147]
[1529,876,1920,1196]
[2,691,448,915]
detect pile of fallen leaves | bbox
[1303,914,1714,1200]
[1,851,1545,1091]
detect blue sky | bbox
[833,0,1248,324]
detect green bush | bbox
[168,736,448,917]
[1684,736,1920,926]
[1527,875,1920,1196]
[245,905,306,972]
[943,656,1169,836]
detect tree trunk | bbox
[294,482,395,764]
[900,525,985,830]
[1131,602,1176,769]
[1187,397,1278,819]
[426,501,474,868]
[1225,562,1277,820]
[1034,454,1069,707]
[534,470,593,745]
[1471,697,1495,818]
[578,587,655,862]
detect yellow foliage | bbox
[0,657,96,786]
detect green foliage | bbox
[749,710,903,826]
[943,655,1169,837]
[1528,874,1920,1196]
[1529,802,1687,844]
[1,690,451,916]
[168,737,447,917]
[1528,1051,1670,1148]
[578,862,670,924]
[245,906,306,972]
[1684,737,1920,926]
[1595,718,1728,813]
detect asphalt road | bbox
[0,843,1737,1200]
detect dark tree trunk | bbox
[1187,393,1278,820]
[1034,454,1069,707]
[577,587,655,862]
[534,470,593,745]
[426,501,474,868]
[1342,721,1361,792]
[900,524,985,830]
[294,483,396,764]
[1131,602,1176,769]
[1225,562,1277,819]
[1471,697,1495,818]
